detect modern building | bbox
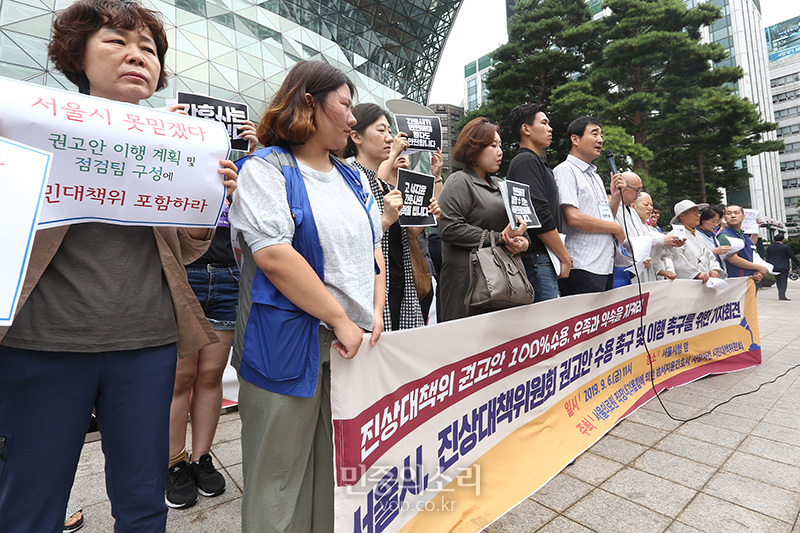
[463,54,492,112]
[767,15,800,234]
[428,103,464,177]
[695,0,785,225]
[0,0,462,120]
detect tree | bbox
[562,0,782,203]
[650,87,784,204]
[457,0,596,174]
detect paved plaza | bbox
[70,280,800,532]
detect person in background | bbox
[553,116,626,295]
[633,193,678,280]
[669,200,726,283]
[718,204,768,286]
[765,233,799,300]
[438,117,529,321]
[696,205,730,272]
[165,121,258,509]
[506,103,571,301]
[228,60,384,533]
[649,203,663,232]
[0,1,238,530]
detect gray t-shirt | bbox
[2,223,177,352]
[229,156,382,331]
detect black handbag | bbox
[464,229,534,311]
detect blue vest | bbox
[236,146,375,397]
[720,226,757,279]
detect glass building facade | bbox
[768,15,800,233]
[698,0,784,226]
[0,0,462,115]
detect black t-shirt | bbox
[506,148,562,253]
[387,221,405,290]
[190,200,236,266]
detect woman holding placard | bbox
[344,103,441,330]
[438,117,530,322]
[228,61,385,532]
[0,1,238,530]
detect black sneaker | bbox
[189,454,226,497]
[165,460,198,509]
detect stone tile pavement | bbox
[70,280,800,532]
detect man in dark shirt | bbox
[765,233,799,301]
[507,104,571,301]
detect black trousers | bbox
[776,269,789,299]
[559,268,613,296]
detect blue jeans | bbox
[522,252,559,302]
[187,263,240,330]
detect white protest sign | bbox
[0,137,52,326]
[742,209,760,234]
[0,76,230,229]
[625,235,654,277]
[705,277,728,290]
[725,237,745,256]
[671,224,687,240]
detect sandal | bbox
[63,507,84,533]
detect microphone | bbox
[605,150,619,175]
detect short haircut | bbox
[452,117,499,168]
[256,60,356,148]
[700,205,723,223]
[566,116,601,142]
[48,0,169,94]
[725,204,743,214]
[776,233,786,242]
[652,202,661,212]
[342,103,392,159]
[509,103,544,142]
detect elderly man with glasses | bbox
[615,172,684,283]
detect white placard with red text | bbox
[0,76,230,228]
[331,279,761,532]
[0,137,52,326]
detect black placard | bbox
[397,168,436,227]
[500,180,541,230]
[177,92,249,151]
[394,114,442,152]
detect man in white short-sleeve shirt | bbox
[553,116,626,295]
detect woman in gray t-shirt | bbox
[228,61,385,533]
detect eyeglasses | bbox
[626,185,643,193]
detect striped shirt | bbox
[553,154,614,275]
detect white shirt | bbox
[553,154,614,275]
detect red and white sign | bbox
[0,76,230,228]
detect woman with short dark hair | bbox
[437,117,530,321]
[228,60,385,532]
[0,0,237,530]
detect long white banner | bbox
[331,279,761,532]
[0,76,230,228]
